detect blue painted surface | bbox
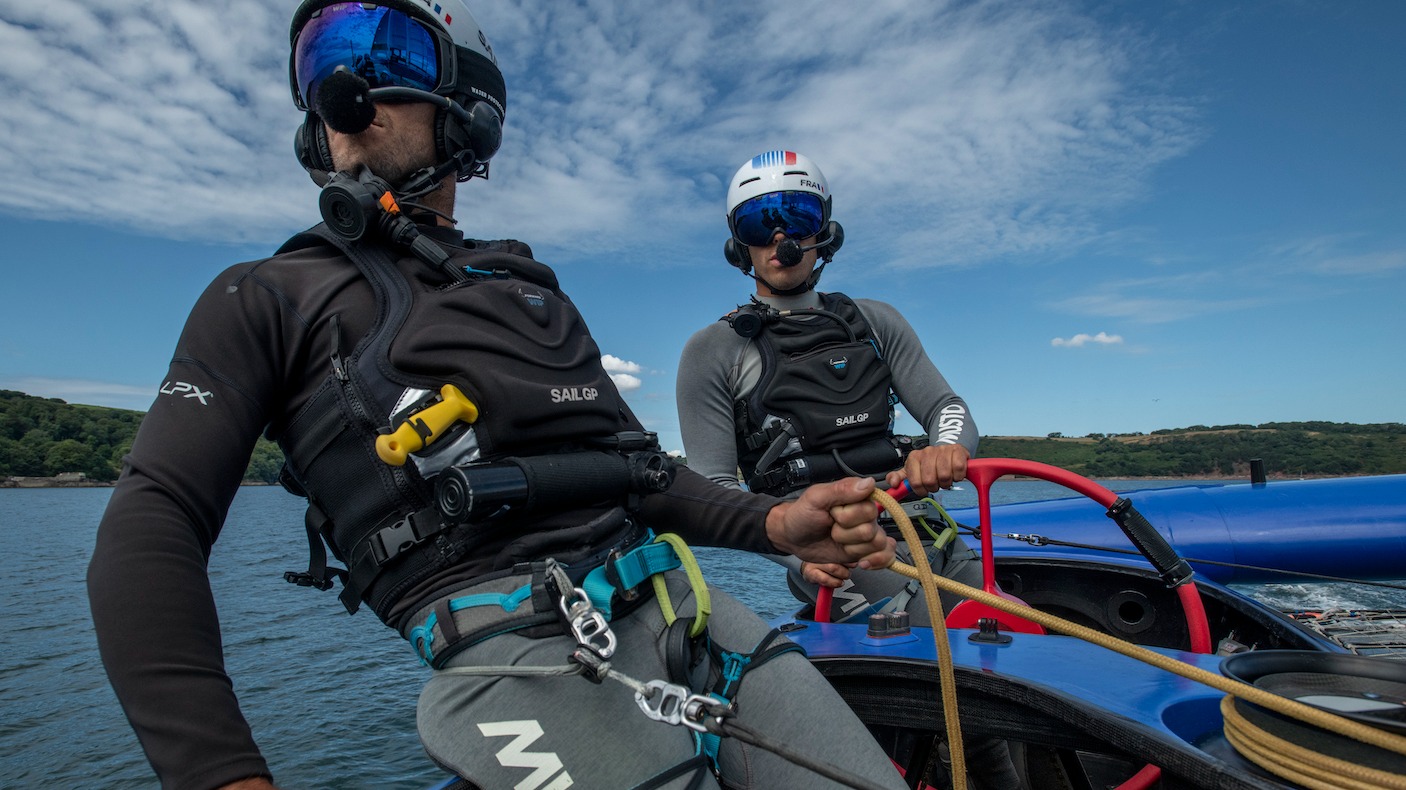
[946,474,1406,584]
[782,621,1229,745]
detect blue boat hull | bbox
[944,474,1406,584]
[775,471,1406,788]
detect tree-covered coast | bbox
[0,390,283,485]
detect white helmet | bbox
[726,150,831,235]
[723,151,843,285]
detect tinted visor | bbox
[293,3,443,110]
[730,192,826,247]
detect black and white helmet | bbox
[289,0,506,181]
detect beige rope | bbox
[871,488,967,790]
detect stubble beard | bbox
[328,110,455,219]
[333,134,433,186]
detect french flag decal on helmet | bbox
[751,150,798,169]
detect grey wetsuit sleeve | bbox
[675,322,747,488]
[856,298,979,455]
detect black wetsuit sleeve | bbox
[88,261,290,790]
[637,465,783,554]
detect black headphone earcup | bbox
[664,616,700,686]
[439,101,503,179]
[294,114,335,174]
[724,238,751,273]
[821,221,844,259]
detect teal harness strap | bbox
[708,627,804,700]
[581,539,681,620]
[409,583,534,665]
[691,627,806,768]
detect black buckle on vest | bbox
[743,423,787,453]
[283,570,335,591]
[370,510,441,566]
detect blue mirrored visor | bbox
[294,3,442,110]
[730,192,826,247]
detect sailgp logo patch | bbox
[160,381,212,405]
[478,720,573,789]
[827,356,849,379]
[551,387,598,404]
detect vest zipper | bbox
[329,314,349,382]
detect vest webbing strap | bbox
[339,506,445,612]
[283,500,347,591]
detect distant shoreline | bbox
[0,473,1361,490]
[1,477,276,489]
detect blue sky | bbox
[1,0,1402,455]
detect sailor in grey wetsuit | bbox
[676,150,984,624]
[678,150,1021,790]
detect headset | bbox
[724,221,845,297]
[293,98,503,187]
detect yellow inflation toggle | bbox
[375,384,480,466]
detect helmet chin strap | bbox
[753,259,829,297]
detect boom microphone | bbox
[316,68,375,135]
[776,239,805,267]
[776,231,835,267]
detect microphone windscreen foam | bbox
[775,239,803,267]
[316,70,375,134]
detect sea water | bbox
[2,481,1401,788]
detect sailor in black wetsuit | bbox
[86,5,905,790]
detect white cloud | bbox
[1051,332,1123,348]
[1049,268,1270,323]
[0,0,315,243]
[0,377,154,411]
[0,0,1201,264]
[600,354,643,374]
[609,373,642,392]
[1313,252,1406,279]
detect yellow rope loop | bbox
[871,488,968,790]
[1220,697,1406,790]
[650,533,712,638]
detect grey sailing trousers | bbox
[416,571,909,790]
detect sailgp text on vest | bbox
[550,386,598,403]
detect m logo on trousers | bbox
[834,578,869,614]
[478,720,573,789]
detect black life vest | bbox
[275,224,635,619]
[730,293,902,496]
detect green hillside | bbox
[0,390,283,483]
[1,389,1402,483]
[977,423,1406,478]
